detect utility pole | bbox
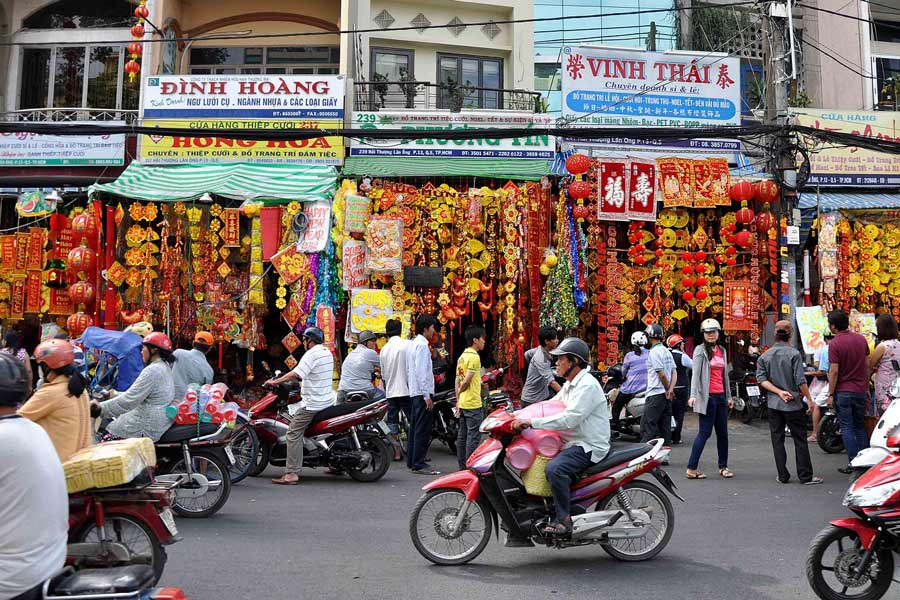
[647,21,657,51]
[676,0,692,49]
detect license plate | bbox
[746,386,760,397]
[224,445,236,465]
[377,420,392,435]
[159,508,178,536]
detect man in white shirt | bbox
[266,327,334,485]
[337,330,383,403]
[406,314,440,475]
[0,353,68,600]
[643,323,676,445]
[513,337,610,536]
[380,319,410,461]
[171,331,215,401]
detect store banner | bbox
[138,119,343,166]
[795,306,829,354]
[561,46,740,128]
[0,236,15,270]
[626,159,656,220]
[723,280,752,331]
[342,240,368,290]
[348,111,555,159]
[142,75,345,119]
[657,157,694,207]
[10,278,25,319]
[26,228,44,271]
[296,201,331,254]
[14,233,28,271]
[0,128,125,166]
[793,109,900,186]
[365,218,403,273]
[597,160,629,221]
[220,209,241,247]
[349,288,393,333]
[24,272,41,314]
[344,195,370,233]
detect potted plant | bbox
[398,68,419,109]
[371,72,389,109]
[444,77,473,112]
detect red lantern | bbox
[134,3,150,19]
[754,180,779,205]
[565,153,591,176]
[682,278,695,288]
[735,201,755,225]
[681,265,694,275]
[680,251,693,262]
[131,24,145,38]
[715,254,725,265]
[695,264,707,275]
[573,204,590,220]
[125,60,141,79]
[68,281,96,307]
[726,234,737,244]
[726,257,737,266]
[695,290,709,301]
[756,205,776,233]
[682,291,694,302]
[730,179,754,203]
[725,246,738,256]
[568,179,592,200]
[735,230,752,248]
[67,245,96,273]
[71,212,98,238]
[655,249,664,258]
[696,276,709,287]
[128,42,143,57]
[635,255,646,265]
[67,312,93,338]
[694,250,707,262]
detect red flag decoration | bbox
[723,280,753,331]
[0,236,15,270]
[220,208,241,247]
[10,278,25,319]
[25,271,42,313]
[597,160,629,221]
[26,228,44,271]
[14,233,28,271]
[259,206,282,261]
[626,159,657,221]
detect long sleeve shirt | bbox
[406,334,435,398]
[17,376,92,461]
[380,336,409,398]
[531,369,611,462]
[100,359,174,441]
[756,342,808,412]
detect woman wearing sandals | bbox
[686,319,734,480]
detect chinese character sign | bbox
[597,160,629,221]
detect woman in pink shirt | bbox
[871,314,900,419]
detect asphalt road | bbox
[161,416,853,600]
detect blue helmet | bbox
[302,326,325,345]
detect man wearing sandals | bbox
[757,320,824,485]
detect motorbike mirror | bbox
[274,370,283,378]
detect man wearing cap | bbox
[757,320,823,485]
[337,331,384,403]
[171,331,215,402]
[642,323,676,445]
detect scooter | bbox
[849,372,900,475]
[598,364,646,439]
[817,407,845,455]
[246,381,392,481]
[409,404,682,565]
[68,469,180,585]
[37,566,188,600]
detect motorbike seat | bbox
[157,422,219,443]
[48,565,155,597]
[578,443,650,479]
[311,397,380,424]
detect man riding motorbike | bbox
[512,337,612,536]
[337,330,384,403]
[92,332,175,441]
[171,330,215,401]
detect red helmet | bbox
[34,339,75,369]
[666,334,684,349]
[143,331,173,352]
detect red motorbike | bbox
[67,469,180,585]
[410,405,682,565]
[246,381,392,482]
[806,433,900,599]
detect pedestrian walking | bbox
[455,325,486,469]
[757,320,823,485]
[520,326,561,406]
[827,310,870,474]
[611,331,649,432]
[870,313,900,426]
[686,318,734,480]
[667,334,693,445]
[407,314,440,475]
[380,319,409,461]
[641,324,674,445]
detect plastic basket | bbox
[522,454,553,497]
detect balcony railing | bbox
[2,108,139,124]
[354,81,545,113]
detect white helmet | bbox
[124,321,153,338]
[630,331,648,347]
[700,318,721,333]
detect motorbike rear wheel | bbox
[410,489,492,565]
[818,414,845,454]
[227,418,259,484]
[75,514,167,585]
[248,441,272,477]
[806,525,893,600]
[347,434,391,482]
[168,450,232,518]
[596,480,674,562]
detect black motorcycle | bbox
[817,408,845,454]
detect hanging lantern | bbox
[67,245,96,273]
[756,203,776,233]
[125,60,141,82]
[68,281,96,307]
[696,276,709,287]
[131,24,145,38]
[71,211,98,239]
[726,257,737,266]
[694,264,708,275]
[634,255,646,265]
[568,179,592,200]
[730,179,755,203]
[565,153,591,176]
[754,180,780,205]
[735,201,755,225]
[735,230,753,248]
[682,291,694,302]
[128,42,143,57]
[67,312,93,338]
[134,2,150,19]
[681,265,695,275]
[682,278,695,288]
[695,289,709,301]
[694,250,707,262]
[725,246,738,256]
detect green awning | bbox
[342,157,550,180]
[89,162,337,203]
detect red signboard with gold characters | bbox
[723,280,753,331]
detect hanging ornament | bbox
[754,180,779,205]
[735,201,755,225]
[682,290,694,302]
[68,281,96,307]
[568,180,592,200]
[735,230,753,248]
[756,203,776,233]
[729,179,755,203]
[71,211,99,239]
[565,153,591,176]
[695,289,709,300]
[67,245,96,273]
[67,312,93,337]
[127,1,148,82]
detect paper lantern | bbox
[71,212,98,238]
[655,249,664,258]
[67,245,96,273]
[725,246,738,256]
[635,255,646,265]
[695,290,709,300]
[726,257,737,266]
[682,278,695,288]
[681,265,695,275]
[735,230,752,248]
[694,250,707,262]
[735,201,755,225]
[67,312,93,338]
[68,281,96,307]
[682,291,694,302]
[565,153,591,176]
[694,264,708,274]
[125,60,141,79]
[131,24,145,38]
[134,3,149,19]
[756,205,776,233]
[128,42,143,56]
[696,276,709,287]
[680,251,693,262]
[754,180,779,205]
[730,179,754,203]
[572,204,591,220]
[568,180,592,200]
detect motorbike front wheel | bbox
[167,450,232,518]
[597,480,674,562]
[818,415,845,454]
[347,435,391,482]
[410,489,492,565]
[806,525,893,600]
[227,419,259,484]
[75,514,166,584]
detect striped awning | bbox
[799,192,900,210]
[341,157,550,180]
[89,163,337,203]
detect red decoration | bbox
[695,289,709,300]
[67,312,93,338]
[735,201,755,225]
[128,42,143,56]
[125,60,141,79]
[726,234,737,244]
[715,254,726,265]
[67,245,96,273]
[568,180,592,200]
[682,278,695,288]
[68,281,95,307]
[654,249,664,258]
[134,4,150,19]
[681,265,695,275]
[634,255,646,265]
[572,204,591,220]
[682,291,694,302]
[694,264,707,274]
[680,252,693,262]
[695,250,707,261]
[754,180,779,205]
[756,205,776,233]
[130,24,145,38]
[735,230,753,248]
[730,179,754,203]
[565,153,591,176]
[696,276,709,287]
[725,246,738,256]
[726,257,737,266]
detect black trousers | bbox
[671,387,688,443]
[641,393,672,444]
[769,408,814,483]
[611,391,635,427]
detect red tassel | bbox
[517,344,524,371]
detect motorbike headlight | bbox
[843,478,900,507]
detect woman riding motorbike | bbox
[92,332,175,441]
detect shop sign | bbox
[793,109,900,186]
[795,306,829,354]
[0,128,125,166]
[349,288,393,333]
[296,201,331,254]
[138,119,343,166]
[561,46,740,128]
[349,111,554,159]
[342,240,368,290]
[142,75,345,119]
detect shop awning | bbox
[89,163,337,203]
[341,157,550,181]
[799,192,900,211]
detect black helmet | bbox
[549,337,590,366]
[0,352,28,407]
[302,326,325,345]
[358,330,377,344]
[645,323,665,340]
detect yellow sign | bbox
[138,119,343,166]
[793,109,900,186]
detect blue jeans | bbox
[456,408,482,470]
[407,395,434,471]
[688,393,729,471]
[385,396,410,436]
[545,446,593,520]
[836,392,869,462]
